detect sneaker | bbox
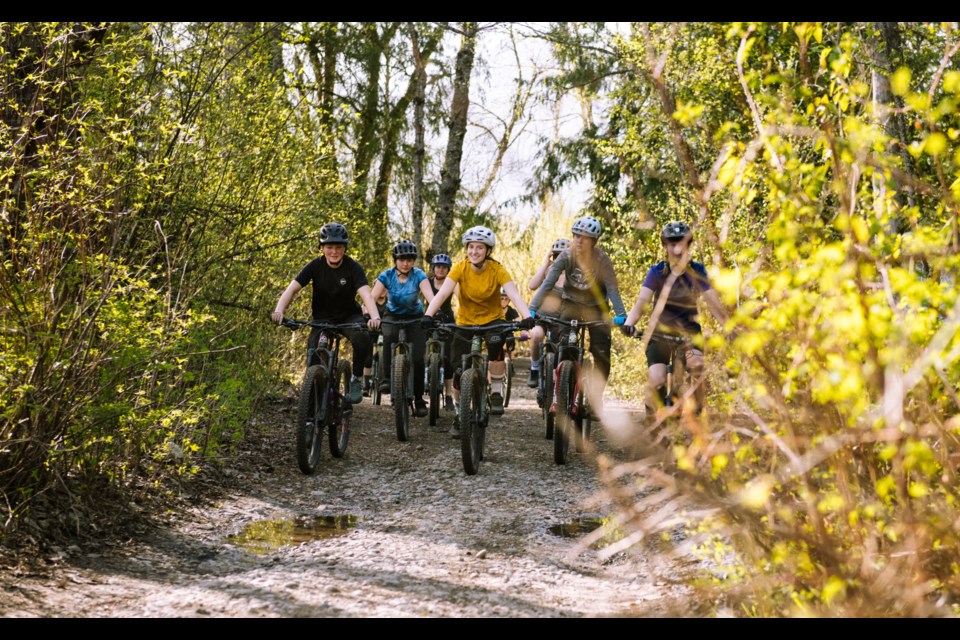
[414,398,428,418]
[349,376,363,404]
[527,368,539,388]
[444,395,455,412]
[449,415,461,439]
[489,392,504,416]
[379,379,391,395]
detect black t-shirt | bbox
[429,276,455,323]
[295,255,369,322]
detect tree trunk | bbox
[431,22,478,257]
[411,26,428,255]
[371,27,440,261]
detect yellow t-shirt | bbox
[448,259,512,325]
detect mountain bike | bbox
[533,316,564,440]
[370,332,385,406]
[447,321,520,476]
[380,317,422,443]
[502,333,528,409]
[425,324,453,427]
[546,316,608,465]
[637,330,698,426]
[281,318,363,474]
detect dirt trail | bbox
[0,358,698,618]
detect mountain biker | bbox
[528,216,626,417]
[369,239,435,418]
[421,225,535,437]
[526,238,570,388]
[428,253,457,412]
[619,220,730,420]
[271,222,381,404]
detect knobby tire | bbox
[553,360,576,465]
[328,359,351,458]
[428,353,441,426]
[459,369,484,475]
[393,352,410,442]
[543,351,556,440]
[296,364,327,474]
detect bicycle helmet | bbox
[431,253,452,267]
[391,239,418,260]
[550,238,571,256]
[462,225,496,249]
[571,215,602,239]
[661,221,692,242]
[318,222,349,246]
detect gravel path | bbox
[1,359,697,618]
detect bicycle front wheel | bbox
[459,369,484,475]
[428,352,441,426]
[296,364,327,474]
[328,359,352,458]
[393,352,410,442]
[503,356,514,408]
[372,345,383,406]
[553,360,576,465]
[543,352,556,440]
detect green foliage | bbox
[549,22,960,617]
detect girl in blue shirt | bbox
[370,240,435,417]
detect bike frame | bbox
[443,321,519,475]
[281,318,363,474]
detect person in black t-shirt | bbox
[427,253,456,411]
[271,222,381,404]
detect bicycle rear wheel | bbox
[393,352,410,442]
[553,360,575,465]
[459,369,484,475]
[328,359,352,457]
[428,352,441,426]
[296,364,327,474]
[372,343,383,406]
[503,356,514,408]
[543,352,556,440]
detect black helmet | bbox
[431,253,452,267]
[661,221,692,242]
[318,222,349,246]
[391,239,418,260]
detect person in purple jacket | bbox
[619,221,729,419]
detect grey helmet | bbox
[318,222,349,246]
[391,239,418,260]
[550,238,571,256]
[571,215,602,239]
[661,221,692,242]
[430,253,452,267]
[462,225,496,249]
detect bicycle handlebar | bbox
[280,317,368,332]
[379,317,423,326]
[534,314,610,329]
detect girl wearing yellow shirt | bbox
[423,226,534,436]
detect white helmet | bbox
[571,215,602,239]
[462,225,496,249]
